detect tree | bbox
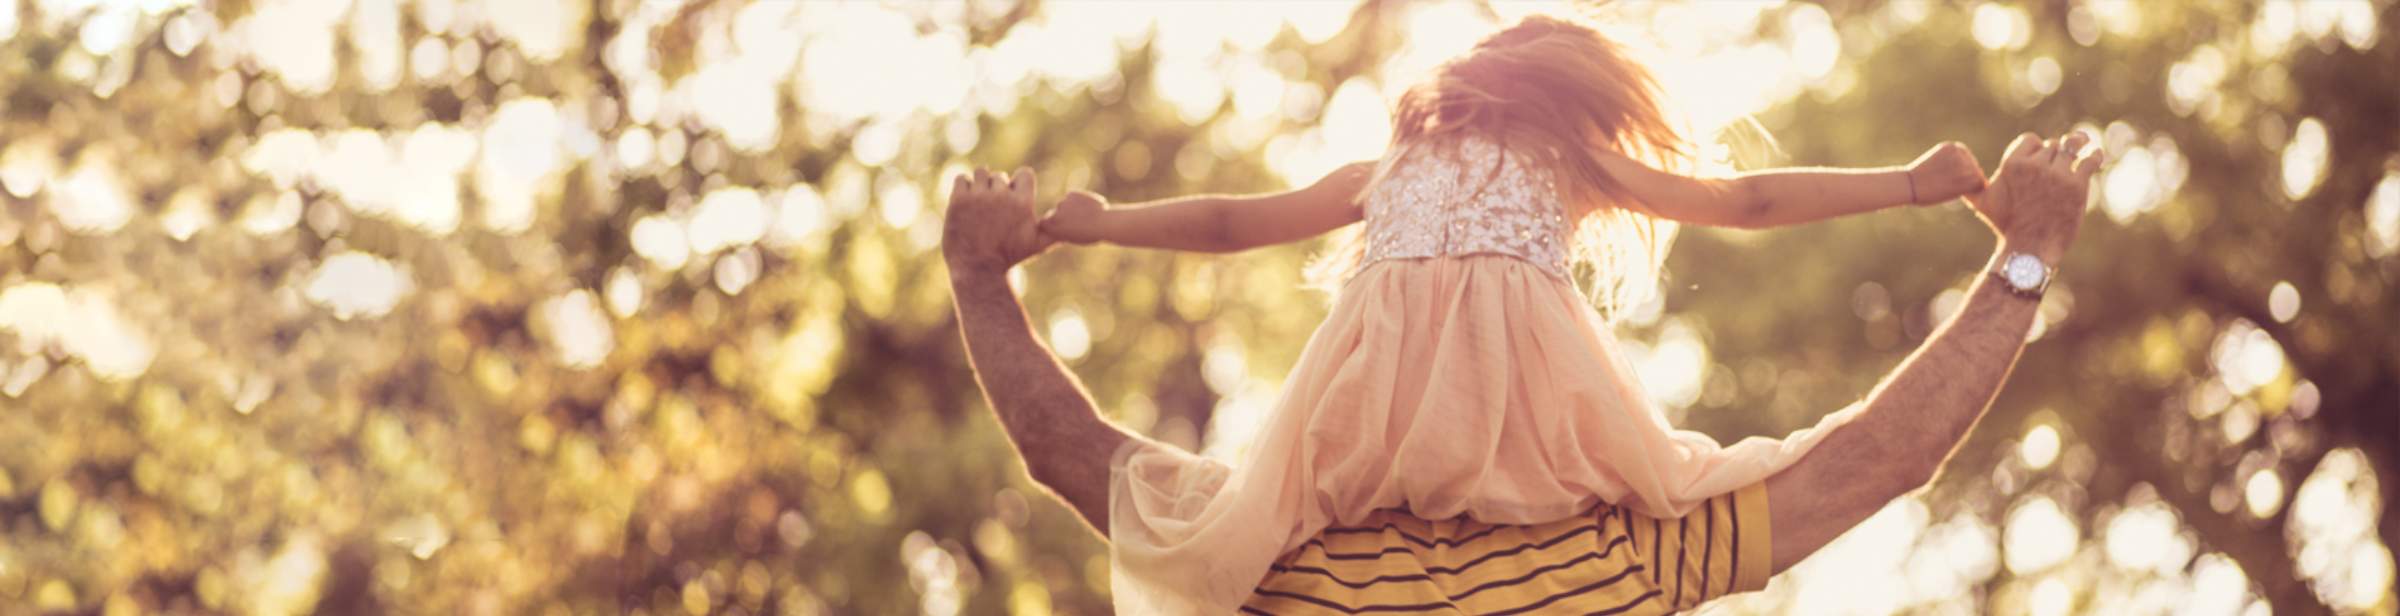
[0,1,2388,614]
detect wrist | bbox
[1997,234,2069,266]
[1092,210,1125,244]
[944,253,1012,280]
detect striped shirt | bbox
[1241,484,1771,615]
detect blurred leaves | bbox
[0,0,2392,615]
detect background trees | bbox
[0,0,2389,614]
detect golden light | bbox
[2105,501,2195,574]
[2004,495,2080,575]
[2368,173,2400,257]
[2020,424,2061,470]
[2244,469,2285,518]
[304,252,413,321]
[2282,117,2330,200]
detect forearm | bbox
[1765,243,2046,571]
[1725,167,1915,228]
[1088,196,1249,252]
[948,263,1141,536]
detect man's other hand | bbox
[1967,131,2104,262]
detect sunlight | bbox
[797,3,967,123]
[1905,511,2001,602]
[228,0,344,94]
[2290,448,2393,611]
[770,184,832,249]
[1790,497,1928,615]
[2102,133,2188,224]
[391,123,477,233]
[0,137,50,198]
[303,252,411,321]
[1783,4,1841,80]
[159,189,213,240]
[2004,495,2080,575]
[2245,469,2285,518]
[688,187,768,255]
[2029,577,2071,616]
[2184,553,2255,616]
[51,151,133,234]
[2367,172,2400,258]
[2282,117,2329,200]
[248,533,328,616]
[629,214,689,270]
[1631,319,1710,409]
[477,98,568,233]
[604,267,642,318]
[8,1,2390,612]
[537,289,613,369]
[0,282,155,380]
[2020,424,2061,470]
[2165,45,2226,117]
[1383,2,1493,100]
[2105,500,2195,574]
[2268,281,2300,323]
[1047,307,1092,361]
[1971,3,2031,51]
[2209,320,2286,396]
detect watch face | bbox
[2004,254,2046,290]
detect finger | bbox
[2005,132,2046,163]
[2073,145,2108,180]
[2057,131,2094,168]
[1010,166,1036,205]
[952,174,970,199]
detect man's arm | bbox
[1763,132,2101,573]
[941,167,1145,538]
[1762,248,2040,571]
[950,263,1140,537]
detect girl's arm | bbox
[1039,162,1376,253]
[1595,142,1984,229]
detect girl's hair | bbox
[1310,14,1693,316]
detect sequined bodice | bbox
[1361,137,1571,279]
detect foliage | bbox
[0,1,2391,615]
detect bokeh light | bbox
[0,1,2389,614]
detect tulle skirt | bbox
[1105,255,1864,614]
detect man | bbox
[942,131,2102,613]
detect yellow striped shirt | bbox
[1242,484,1771,615]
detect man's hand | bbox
[1967,131,2104,262]
[943,167,1053,274]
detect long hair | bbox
[1310,14,1693,316]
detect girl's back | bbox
[1043,13,1986,615]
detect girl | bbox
[1038,14,1987,613]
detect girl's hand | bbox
[1906,142,1987,205]
[1039,190,1111,245]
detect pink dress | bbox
[1105,135,1866,614]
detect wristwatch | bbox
[1991,252,2055,299]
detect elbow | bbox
[1726,179,1776,229]
[1205,202,1249,252]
